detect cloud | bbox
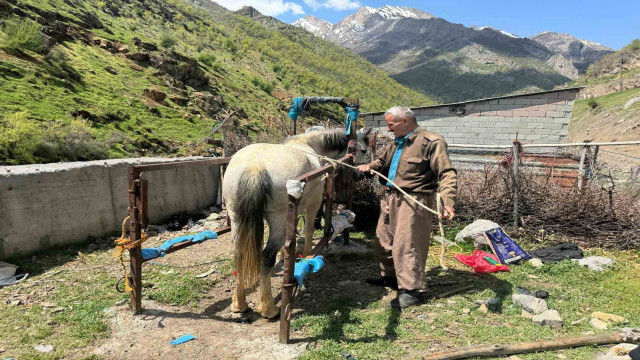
[213,0,304,16]
[304,0,361,11]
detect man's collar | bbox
[395,126,421,144]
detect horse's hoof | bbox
[258,304,280,319]
[230,303,250,313]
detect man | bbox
[357,106,457,309]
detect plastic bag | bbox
[455,250,510,273]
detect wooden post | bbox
[127,168,143,313]
[620,52,624,92]
[512,141,521,231]
[323,172,335,240]
[577,144,590,189]
[279,195,299,344]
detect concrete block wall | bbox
[0,157,221,259]
[364,89,579,146]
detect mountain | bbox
[530,32,614,73]
[0,0,432,165]
[293,6,611,103]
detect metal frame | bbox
[126,157,231,313]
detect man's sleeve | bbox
[369,143,392,172]
[429,139,457,208]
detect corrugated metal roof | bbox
[361,87,585,116]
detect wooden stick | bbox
[434,285,474,299]
[424,329,640,360]
[436,193,447,270]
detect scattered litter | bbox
[0,262,28,287]
[573,256,614,272]
[605,343,638,357]
[455,250,510,273]
[169,334,196,345]
[286,180,305,199]
[195,267,216,278]
[485,228,532,264]
[529,258,544,268]
[455,219,501,243]
[591,312,627,325]
[33,345,53,353]
[571,317,587,325]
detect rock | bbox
[590,318,608,330]
[532,310,563,328]
[104,66,118,75]
[487,297,501,305]
[133,37,158,51]
[115,299,128,306]
[462,308,470,314]
[623,97,640,110]
[34,344,54,353]
[605,343,638,356]
[591,312,627,324]
[512,294,548,315]
[571,317,587,325]
[207,213,221,221]
[529,258,544,268]
[573,256,614,271]
[557,354,567,359]
[169,94,189,106]
[521,310,533,319]
[126,52,150,62]
[479,304,489,313]
[455,219,501,243]
[117,45,129,53]
[87,243,98,251]
[507,356,523,360]
[143,88,167,102]
[473,299,487,306]
[10,300,21,306]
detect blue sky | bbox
[212,0,639,49]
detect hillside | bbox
[293,6,612,103]
[0,0,433,165]
[568,40,640,163]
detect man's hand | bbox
[442,206,455,220]
[357,164,371,173]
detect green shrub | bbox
[44,45,68,64]
[587,99,599,109]
[197,51,215,67]
[0,18,43,54]
[250,76,274,94]
[159,32,176,48]
[626,39,640,52]
[0,111,42,165]
[35,118,109,162]
[223,38,237,53]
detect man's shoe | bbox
[365,276,398,289]
[389,290,423,309]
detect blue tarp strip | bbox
[141,230,218,260]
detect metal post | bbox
[512,141,521,231]
[342,120,357,246]
[128,168,143,313]
[292,119,297,135]
[578,144,590,190]
[279,195,299,344]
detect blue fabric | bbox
[141,231,218,260]
[293,256,324,287]
[344,106,359,135]
[288,97,304,121]
[386,129,417,187]
[170,334,196,345]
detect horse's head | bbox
[354,128,372,164]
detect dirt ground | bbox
[69,220,391,360]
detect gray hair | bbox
[384,106,416,122]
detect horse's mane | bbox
[284,129,348,153]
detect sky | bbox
[211,0,639,49]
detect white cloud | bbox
[213,0,305,16]
[304,0,360,11]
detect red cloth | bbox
[455,250,511,273]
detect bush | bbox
[250,76,274,94]
[35,118,109,162]
[587,99,599,109]
[197,51,215,67]
[223,38,237,53]
[44,45,69,64]
[159,32,176,48]
[0,18,44,54]
[626,39,640,52]
[0,111,42,165]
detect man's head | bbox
[384,106,418,138]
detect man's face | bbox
[385,114,411,137]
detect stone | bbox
[590,318,608,330]
[507,356,523,360]
[571,317,587,325]
[207,212,221,221]
[512,294,548,314]
[605,343,638,356]
[557,354,567,359]
[529,258,544,268]
[521,310,533,319]
[143,88,167,102]
[104,66,118,75]
[455,219,500,243]
[623,97,640,110]
[462,308,471,314]
[479,304,489,313]
[532,310,563,328]
[573,256,614,272]
[34,344,54,353]
[591,312,627,324]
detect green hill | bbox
[0,0,433,165]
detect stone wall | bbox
[364,88,580,146]
[0,157,221,259]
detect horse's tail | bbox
[232,165,273,289]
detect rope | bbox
[113,216,148,292]
[436,193,447,270]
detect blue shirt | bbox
[386,128,417,187]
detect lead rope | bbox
[299,149,449,268]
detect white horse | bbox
[223,128,370,318]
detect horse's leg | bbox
[302,188,324,256]
[257,213,286,319]
[229,212,250,313]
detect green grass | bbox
[572,87,640,119]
